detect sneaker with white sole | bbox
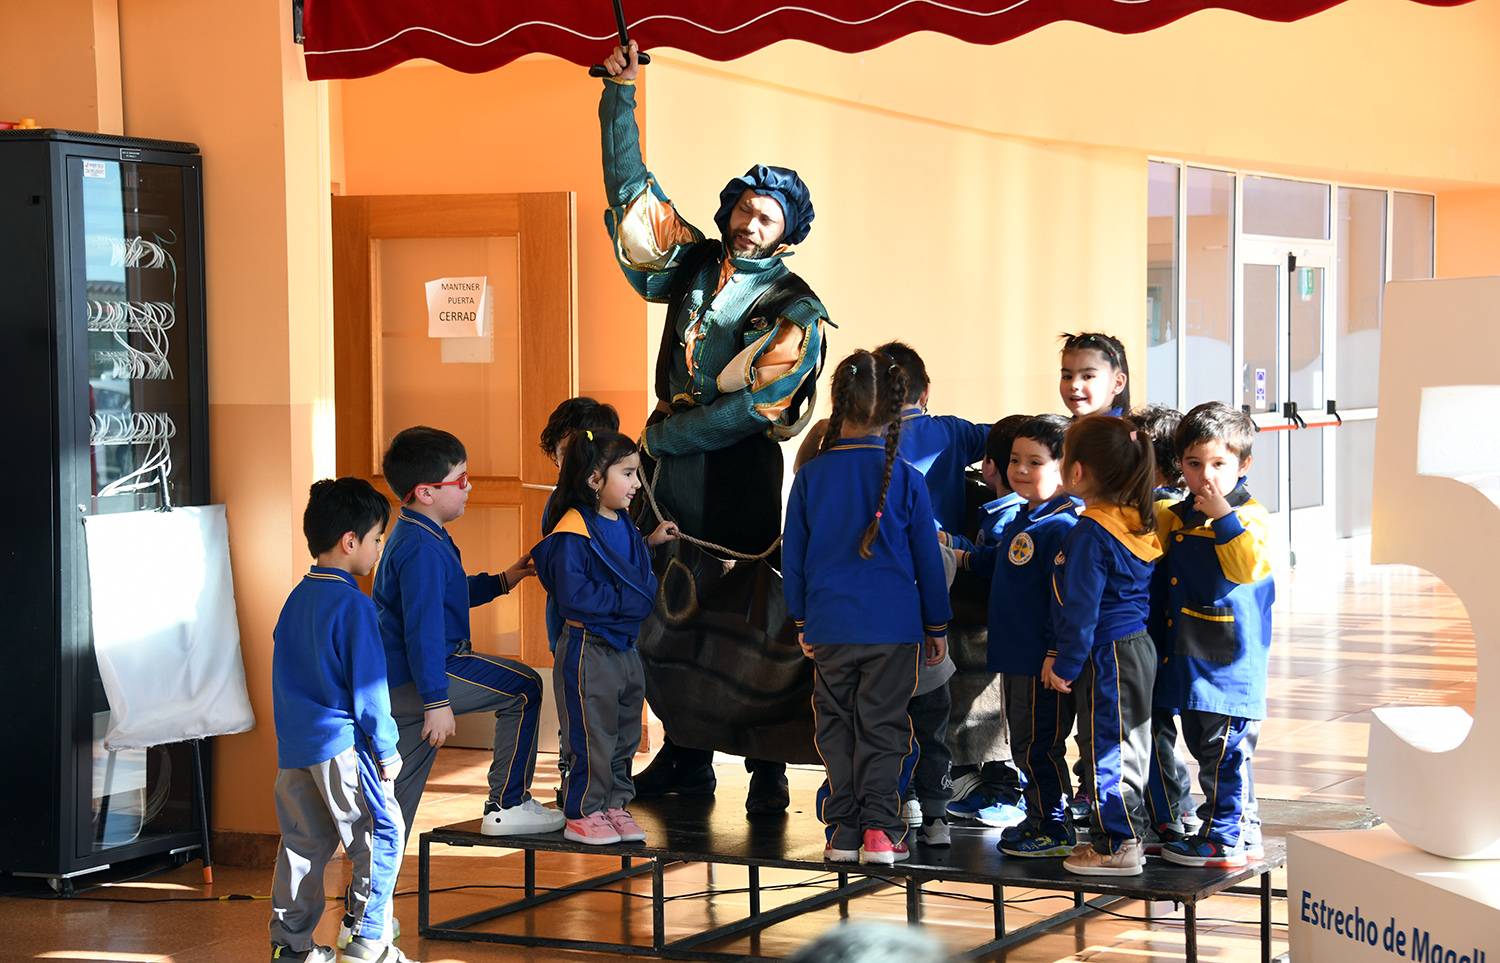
[945,793,997,819]
[824,842,860,862]
[901,798,923,825]
[1063,839,1144,876]
[1161,835,1247,868]
[604,808,647,842]
[338,936,418,963]
[481,797,566,836]
[859,828,910,865]
[336,915,399,950]
[916,818,951,847]
[272,945,335,963]
[975,799,1027,829]
[564,811,621,845]
[1142,821,1188,856]
[946,770,982,804]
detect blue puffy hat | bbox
[714,165,814,247]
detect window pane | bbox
[1185,168,1234,409]
[1243,175,1330,239]
[1392,192,1435,280]
[1336,188,1387,409]
[1146,161,1179,407]
[1336,418,1377,537]
[1243,263,1279,414]
[1246,432,1279,514]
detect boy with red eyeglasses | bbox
[374,426,564,855]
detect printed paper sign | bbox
[426,277,489,339]
[1255,368,1268,409]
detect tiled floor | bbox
[4,543,1478,962]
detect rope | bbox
[637,447,782,562]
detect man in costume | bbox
[599,42,829,813]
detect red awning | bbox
[302,0,1472,81]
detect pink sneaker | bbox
[604,808,647,842]
[859,828,910,865]
[564,812,621,845]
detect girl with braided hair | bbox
[782,350,952,865]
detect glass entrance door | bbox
[1240,241,1336,568]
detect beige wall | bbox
[118,0,334,837]
[1437,188,1500,279]
[0,0,123,133]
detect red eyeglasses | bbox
[403,471,469,504]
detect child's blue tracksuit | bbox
[1051,505,1161,855]
[1145,487,1197,830]
[533,506,658,820]
[373,508,543,836]
[1155,480,1275,849]
[896,407,990,536]
[784,436,952,850]
[270,568,403,951]
[966,493,1080,837]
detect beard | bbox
[723,229,780,261]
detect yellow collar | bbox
[1081,504,1162,563]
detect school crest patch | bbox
[1008,532,1035,565]
[1054,551,1066,566]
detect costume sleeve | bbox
[643,297,827,456]
[542,534,624,626]
[344,597,400,764]
[1213,503,1274,584]
[396,546,451,711]
[467,572,506,606]
[600,80,704,302]
[1051,523,1108,681]
[907,474,952,638]
[782,473,809,630]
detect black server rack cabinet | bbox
[0,131,210,892]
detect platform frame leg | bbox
[1186,900,1198,963]
[993,884,1004,938]
[1261,871,1272,963]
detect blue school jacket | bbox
[949,491,1025,553]
[1153,481,1276,719]
[373,508,511,710]
[963,494,1081,675]
[784,436,951,644]
[533,507,658,651]
[273,567,400,771]
[896,407,990,536]
[1050,505,1162,681]
[1147,488,1186,666]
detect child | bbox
[1042,415,1161,876]
[943,413,1031,824]
[876,340,990,537]
[1129,403,1201,849]
[373,426,565,840]
[1157,402,1274,869]
[956,415,1082,857]
[538,397,622,653]
[270,479,416,963]
[532,429,679,844]
[783,350,952,865]
[1059,332,1131,418]
[1055,331,1131,824]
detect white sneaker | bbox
[481,797,567,836]
[947,770,982,803]
[916,819,951,847]
[336,915,397,950]
[901,798,923,825]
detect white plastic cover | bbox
[83,504,256,750]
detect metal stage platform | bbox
[417,796,1378,962]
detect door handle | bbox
[1282,401,1307,429]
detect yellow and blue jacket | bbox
[1153,481,1276,719]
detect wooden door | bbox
[333,193,576,667]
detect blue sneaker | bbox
[946,793,998,819]
[998,824,1076,858]
[975,800,1027,829]
[1161,835,1247,868]
[999,821,1032,843]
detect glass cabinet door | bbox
[75,158,197,515]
